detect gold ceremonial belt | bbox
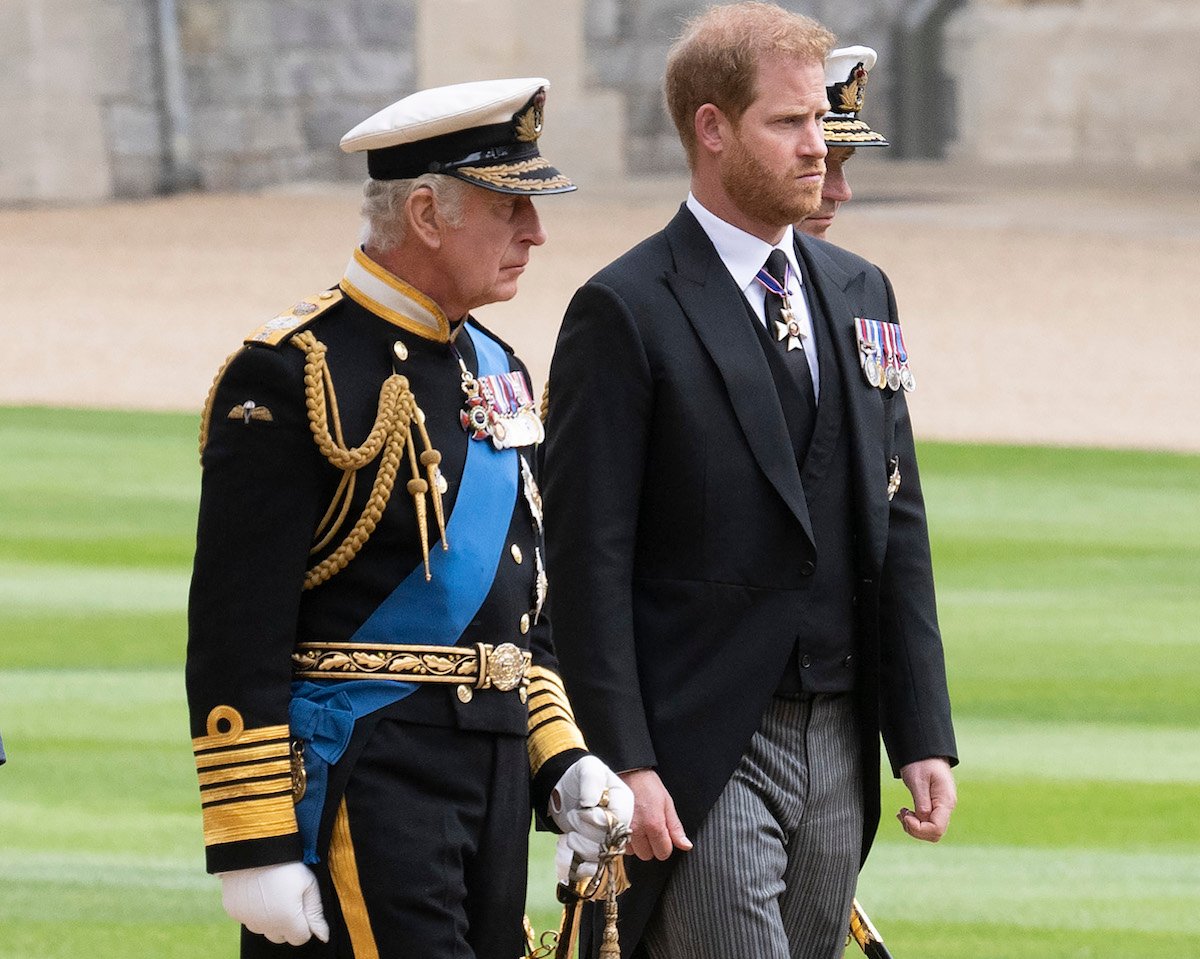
[291,641,531,700]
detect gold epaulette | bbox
[245,288,344,347]
[199,289,342,458]
[526,666,587,776]
[192,706,300,848]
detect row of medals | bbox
[858,340,916,392]
[457,360,549,624]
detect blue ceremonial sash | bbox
[290,322,518,862]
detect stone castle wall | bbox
[2,0,1196,204]
[0,0,416,202]
[947,0,1200,170]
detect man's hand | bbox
[619,768,693,861]
[898,758,956,842]
[550,755,635,882]
[218,862,330,945]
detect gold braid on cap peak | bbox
[290,330,447,587]
[456,158,573,192]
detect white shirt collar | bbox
[685,192,802,296]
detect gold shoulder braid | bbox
[539,380,549,424]
[198,347,247,462]
[290,330,447,587]
[198,290,344,462]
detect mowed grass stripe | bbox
[2,801,204,858]
[1,924,232,959]
[951,717,1200,783]
[0,852,213,892]
[0,407,199,492]
[0,670,188,732]
[0,612,186,668]
[0,406,198,570]
[945,635,1200,726]
[0,561,188,613]
[900,778,1200,850]
[923,443,1200,728]
[871,921,1185,959]
[855,843,1200,934]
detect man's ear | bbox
[405,186,442,249]
[694,103,728,157]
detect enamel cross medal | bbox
[776,304,806,352]
[754,260,805,351]
[456,349,545,450]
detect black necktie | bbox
[763,249,817,412]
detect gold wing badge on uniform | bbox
[227,400,274,424]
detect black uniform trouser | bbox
[242,717,530,959]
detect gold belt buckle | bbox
[477,642,527,692]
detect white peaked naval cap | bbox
[822,46,888,147]
[340,77,575,194]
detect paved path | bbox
[2,160,1196,452]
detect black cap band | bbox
[366,122,542,180]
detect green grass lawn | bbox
[1,406,1197,958]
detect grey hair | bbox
[359,175,470,253]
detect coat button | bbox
[801,654,812,668]
[510,544,523,564]
[519,613,530,635]
[800,560,816,576]
[842,655,853,667]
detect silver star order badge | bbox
[776,307,806,352]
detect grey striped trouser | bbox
[643,693,863,959]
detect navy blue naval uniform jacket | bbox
[186,279,586,880]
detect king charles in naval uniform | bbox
[186,77,632,959]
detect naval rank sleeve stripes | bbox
[192,708,299,848]
[526,665,587,776]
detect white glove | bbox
[555,832,599,884]
[218,862,330,946]
[549,755,634,883]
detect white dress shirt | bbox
[685,193,820,399]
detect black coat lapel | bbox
[795,235,888,563]
[663,207,813,544]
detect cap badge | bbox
[514,89,546,143]
[838,64,867,114]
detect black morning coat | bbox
[543,206,958,958]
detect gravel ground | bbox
[2,160,1196,452]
